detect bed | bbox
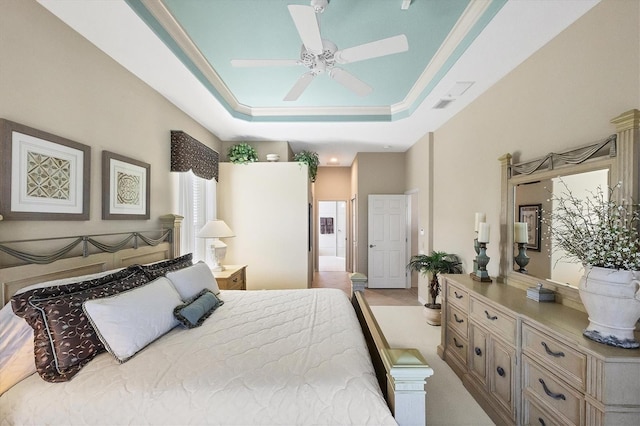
[0,215,432,425]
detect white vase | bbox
[579,265,640,349]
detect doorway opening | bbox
[318,200,346,272]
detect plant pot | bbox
[579,265,640,349]
[423,305,441,326]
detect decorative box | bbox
[527,283,556,303]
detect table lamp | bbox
[197,220,235,271]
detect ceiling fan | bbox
[230,0,409,101]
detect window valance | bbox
[170,130,219,181]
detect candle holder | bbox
[473,234,480,274]
[514,242,530,273]
[472,242,492,282]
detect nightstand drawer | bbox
[213,265,247,290]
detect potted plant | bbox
[228,143,258,164]
[545,180,640,348]
[293,150,319,182]
[407,251,463,325]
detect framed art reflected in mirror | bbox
[519,204,541,251]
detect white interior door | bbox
[368,194,407,288]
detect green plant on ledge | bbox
[294,150,319,182]
[228,143,258,164]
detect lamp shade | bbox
[197,220,235,239]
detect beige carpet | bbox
[371,306,495,426]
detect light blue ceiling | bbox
[125,0,507,122]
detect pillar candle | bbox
[474,212,486,232]
[478,222,490,243]
[514,222,528,243]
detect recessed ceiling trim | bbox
[402,0,493,108]
[140,0,240,110]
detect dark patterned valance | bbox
[170,130,219,181]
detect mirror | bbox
[513,169,609,288]
[500,134,618,302]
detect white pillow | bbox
[0,268,125,395]
[165,261,220,301]
[83,277,182,363]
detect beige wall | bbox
[355,152,406,274]
[0,0,221,242]
[427,0,639,279]
[217,162,310,289]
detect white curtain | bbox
[179,171,217,262]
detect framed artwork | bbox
[102,151,150,220]
[0,119,90,220]
[519,203,542,251]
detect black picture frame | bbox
[518,203,542,251]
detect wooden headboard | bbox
[0,214,182,306]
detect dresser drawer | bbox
[446,329,468,365]
[522,323,586,390]
[224,269,245,290]
[523,396,563,426]
[447,304,468,338]
[447,281,469,313]
[523,356,584,426]
[470,298,516,344]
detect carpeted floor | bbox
[371,306,495,426]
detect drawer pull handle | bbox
[541,341,565,358]
[475,347,482,356]
[484,310,498,321]
[496,366,505,377]
[454,291,463,299]
[539,378,566,401]
[538,418,546,426]
[454,313,464,323]
[453,337,464,349]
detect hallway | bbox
[312,271,421,306]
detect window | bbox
[179,171,216,263]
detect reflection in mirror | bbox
[514,169,608,288]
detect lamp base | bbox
[211,264,225,272]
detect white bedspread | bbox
[0,288,395,425]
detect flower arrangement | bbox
[228,143,258,164]
[545,181,640,270]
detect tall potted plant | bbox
[545,181,640,348]
[407,251,463,325]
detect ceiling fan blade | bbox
[288,5,323,54]
[284,72,316,101]
[231,59,300,67]
[329,68,372,96]
[335,34,409,64]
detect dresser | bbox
[438,274,640,426]
[213,265,247,290]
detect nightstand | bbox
[213,265,247,290]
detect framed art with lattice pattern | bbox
[0,119,90,221]
[102,151,150,220]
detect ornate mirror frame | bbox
[499,109,640,311]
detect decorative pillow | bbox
[173,289,223,328]
[165,261,220,300]
[140,253,193,280]
[1,269,126,394]
[83,277,182,363]
[11,266,150,382]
